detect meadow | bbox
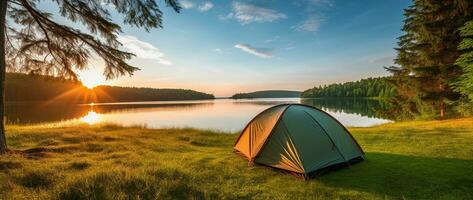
[1,118,473,199]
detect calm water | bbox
[6,98,392,132]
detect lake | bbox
[6,98,393,132]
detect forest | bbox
[301,77,395,99]
[303,1,473,120]
[231,90,301,99]
[5,73,215,103]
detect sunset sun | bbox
[78,70,106,89]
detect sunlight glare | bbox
[78,70,106,89]
[81,111,100,125]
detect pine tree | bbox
[0,0,181,154]
[387,0,473,119]
[453,20,473,101]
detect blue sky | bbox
[43,0,412,97]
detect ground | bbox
[1,118,473,200]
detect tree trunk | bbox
[438,81,445,120]
[0,0,7,154]
[439,102,445,119]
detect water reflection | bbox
[81,111,100,125]
[6,98,392,132]
[301,98,392,119]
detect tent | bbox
[234,104,364,179]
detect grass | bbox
[1,119,473,199]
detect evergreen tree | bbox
[0,0,181,154]
[386,0,472,119]
[453,20,473,101]
[451,20,473,115]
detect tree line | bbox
[301,77,395,99]
[231,90,301,99]
[6,73,214,103]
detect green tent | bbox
[234,104,364,179]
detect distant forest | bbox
[6,73,214,103]
[301,77,396,99]
[231,90,301,99]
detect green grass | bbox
[1,119,473,199]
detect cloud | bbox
[225,2,287,25]
[180,0,194,9]
[292,0,332,32]
[234,44,273,58]
[293,15,323,32]
[117,35,172,65]
[198,2,214,12]
[181,1,213,11]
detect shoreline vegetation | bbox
[1,119,472,199]
[301,77,394,99]
[6,73,215,103]
[231,90,301,99]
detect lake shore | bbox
[1,118,473,199]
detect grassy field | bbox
[1,119,473,200]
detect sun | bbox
[78,70,106,89]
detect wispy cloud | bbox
[198,2,214,12]
[293,0,332,32]
[224,2,287,25]
[234,44,273,58]
[180,0,194,9]
[117,35,172,65]
[293,15,323,32]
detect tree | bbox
[451,20,473,115]
[453,20,473,101]
[0,0,181,154]
[387,0,472,119]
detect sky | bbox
[43,0,412,97]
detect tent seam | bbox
[301,110,349,165]
[295,103,365,155]
[233,104,290,147]
[251,104,292,161]
[278,120,306,173]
